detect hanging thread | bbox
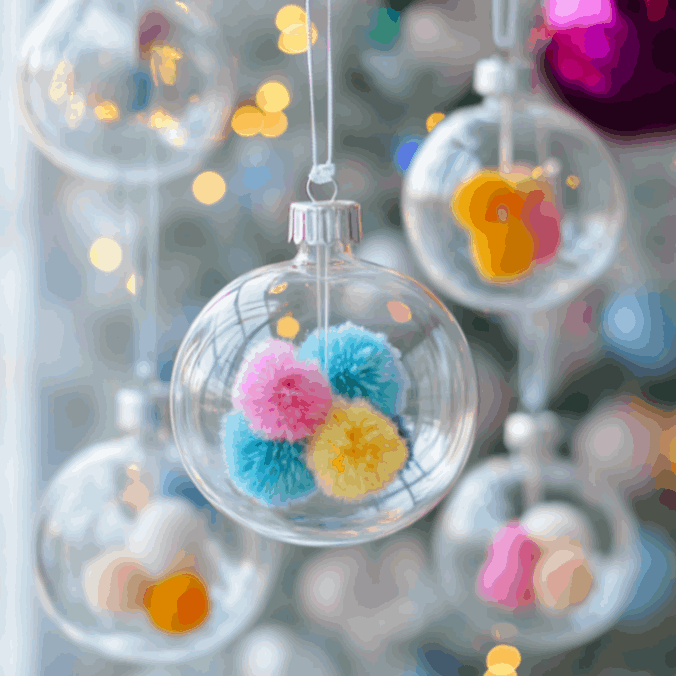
[492,0,518,49]
[305,0,338,201]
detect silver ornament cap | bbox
[288,200,362,246]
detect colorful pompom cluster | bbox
[221,324,411,506]
[452,168,562,284]
[477,522,594,611]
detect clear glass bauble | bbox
[34,425,281,664]
[17,0,236,183]
[432,457,641,656]
[170,221,478,547]
[402,92,625,313]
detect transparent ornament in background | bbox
[35,382,282,664]
[401,0,640,656]
[170,200,477,546]
[432,439,640,656]
[17,0,236,185]
[296,530,442,657]
[402,17,624,317]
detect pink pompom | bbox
[477,522,542,609]
[232,339,333,441]
[522,191,561,263]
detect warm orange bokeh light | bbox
[426,112,445,132]
[260,111,289,138]
[94,100,120,122]
[566,174,580,189]
[192,171,227,205]
[89,237,122,272]
[256,81,291,113]
[486,644,521,671]
[150,44,183,87]
[231,105,265,137]
[148,108,180,131]
[275,4,307,31]
[277,314,300,339]
[278,24,319,54]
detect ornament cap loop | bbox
[288,200,362,246]
[474,56,518,96]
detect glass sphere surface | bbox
[17,0,235,183]
[34,434,281,664]
[170,244,477,546]
[403,95,625,313]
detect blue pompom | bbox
[221,412,316,506]
[297,321,408,416]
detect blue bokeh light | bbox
[395,138,421,174]
[601,289,676,375]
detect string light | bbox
[89,237,122,272]
[232,105,265,137]
[426,112,445,132]
[94,100,120,122]
[275,5,318,55]
[256,82,291,113]
[192,171,227,205]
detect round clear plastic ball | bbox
[171,230,477,546]
[402,94,626,313]
[17,0,235,183]
[34,428,281,664]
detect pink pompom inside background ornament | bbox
[232,339,333,442]
[477,522,542,609]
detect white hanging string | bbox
[305,0,338,201]
[492,0,518,49]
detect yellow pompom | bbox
[307,399,408,501]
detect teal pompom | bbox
[221,412,316,506]
[297,321,408,416]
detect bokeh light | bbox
[256,82,291,113]
[486,645,521,670]
[232,106,265,137]
[89,237,123,272]
[260,111,288,138]
[566,174,580,189]
[192,171,227,205]
[426,112,445,132]
[93,100,120,123]
[126,273,137,295]
[601,289,676,375]
[394,138,421,173]
[275,5,318,55]
[276,314,300,339]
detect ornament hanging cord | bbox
[305,0,338,202]
[493,0,517,175]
